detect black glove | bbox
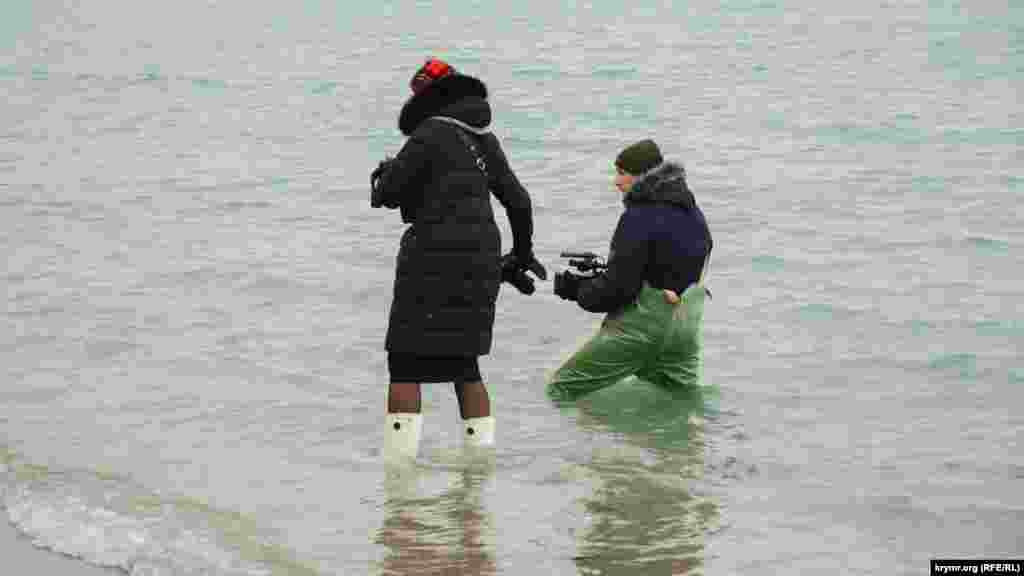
[500,252,548,295]
[514,251,547,283]
[501,253,535,295]
[370,157,393,208]
[554,270,583,301]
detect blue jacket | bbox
[577,162,712,314]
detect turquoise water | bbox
[2,1,1021,574]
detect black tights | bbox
[387,381,491,419]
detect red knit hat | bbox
[409,57,454,95]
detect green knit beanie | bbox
[615,139,663,175]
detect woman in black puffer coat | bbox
[371,58,546,462]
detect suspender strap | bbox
[451,125,489,177]
[428,115,490,177]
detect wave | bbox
[1,445,319,576]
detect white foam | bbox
[1,448,311,576]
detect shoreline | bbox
[0,517,121,575]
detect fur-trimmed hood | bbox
[398,74,490,136]
[623,161,695,210]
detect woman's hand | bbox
[501,252,547,295]
[370,156,394,208]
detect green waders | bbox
[547,282,707,401]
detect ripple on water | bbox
[309,80,337,95]
[973,319,1024,338]
[927,352,978,379]
[964,234,1012,254]
[751,254,786,274]
[792,302,862,323]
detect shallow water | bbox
[2,1,1022,574]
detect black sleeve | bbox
[483,134,534,259]
[375,134,430,210]
[576,209,650,313]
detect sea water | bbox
[2,1,1021,574]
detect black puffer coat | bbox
[374,74,536,356]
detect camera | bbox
[554,251,606,301]
[559,251,606,275]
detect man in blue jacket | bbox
[550,139,712,399]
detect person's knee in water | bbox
[371,57,546,463]
[550,138,713,399]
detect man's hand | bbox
[663,289,680,304]
[554,270,583,301]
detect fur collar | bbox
[398,74,489,136]
[624,161,695,210]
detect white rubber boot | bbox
[384,413,423,465]
[462,416,495,447]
